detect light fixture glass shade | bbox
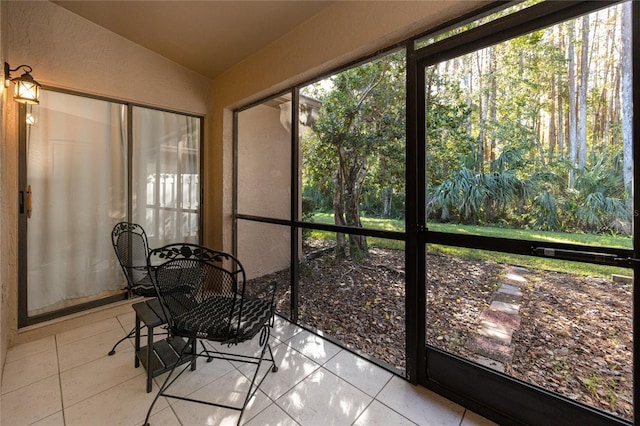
[13,73,40,104]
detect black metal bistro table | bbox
[133,298,193,392]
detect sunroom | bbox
[0,1,637,425]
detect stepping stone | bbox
[480,307,521,330]
[507,266,530,275]
[497,284,523,297]
[490,300,520,315]
[467,335,513,363]
[612,274,632,284]
[478,320,513,345]
[492,290,521,305]
[503,272,527,286]
[473,355,505,373]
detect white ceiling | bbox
[53,1,334,80]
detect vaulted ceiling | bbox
[53,1,335,79]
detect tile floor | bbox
[1,311,498,426]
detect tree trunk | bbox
[557,24,565,160]
[332,167,347,257]
[476,50,486,173]
[567,21,577,188]
[343,154,368,259]
[577,15,589,169]
[488,46,497,168]
[549,73,557,160]
[621,2,633,205]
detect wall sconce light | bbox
[4,62,41,104]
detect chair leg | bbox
[108,324,169,357]
[190,337,197,371]
[268,343,278,373]
[200,340,214,363]
[108,326,136,356]
[237,327,278,425]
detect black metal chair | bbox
[108,222,163,356]
[143,243,278,426]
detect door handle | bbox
[26,185,32,218]
[532,246,621,265]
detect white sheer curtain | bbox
[24,93,200,317]
[132,107,200,248]
[27,91,127,315]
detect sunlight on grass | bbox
[428,244,630,278]
[310,212,405,232]
[306,212,632,278]
[426,222,632,250]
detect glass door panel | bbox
[21,93,202,325]
[26,90,126,316]
[132,107,200,247]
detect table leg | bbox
[134,314,141,368]
[146,323,154,393]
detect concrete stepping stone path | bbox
[467,266,528,372]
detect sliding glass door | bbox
[22,90,127,319]
[19,89,202,326]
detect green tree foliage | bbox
[302,50,406,258]
[425,4,631,235]
[302,3,630,239]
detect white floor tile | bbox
[117,311,136,329]
[57,327,131,372]
[244,402,299,426]
[461,410,499,426]
[284,330,342,365]
[146,407,182,426]
[60,349,143,407]
[323,350,393,397]
[238,342,320,401]
[5,336,56,364]
[0,316,493,426]
[377,376,465,426]
[63,376,168,426]
[30,411,65,426]
[272,317,304,343]
[1,375,62,426]
[1,349,59,394]
[56,317,122,346]
[353,400,417,426]
[170,370,272,426]
[153,354,235,397]
[276,368,371,426]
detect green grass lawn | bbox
[307,212,632,278]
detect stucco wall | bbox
[207,0,486,253]
[1,1,211,347]
[237,102,291,279]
